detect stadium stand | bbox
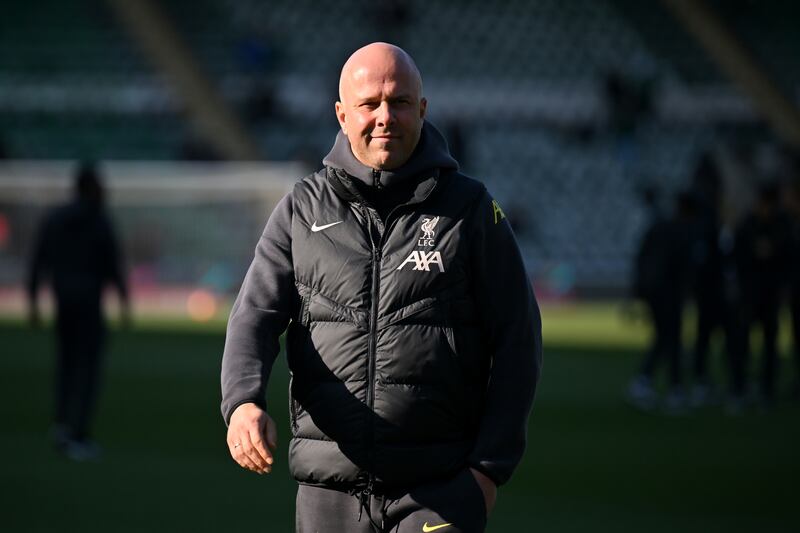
[0,0,796,291]
[0,0,184,159]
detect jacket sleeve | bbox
[220,192,299,425]
[466,189,543,486]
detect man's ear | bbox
[419,97,427,119]
[335,101,347,134]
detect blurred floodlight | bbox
[187,289,217,322]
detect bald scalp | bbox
[338,42,423,104]
[334,42,427,170]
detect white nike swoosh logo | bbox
[311,220,343,232]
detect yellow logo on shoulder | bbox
[492,199,506,224]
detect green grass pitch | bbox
[1,303,798,532]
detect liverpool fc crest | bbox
[418,216,439,246]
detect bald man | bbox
[221,43,542,533]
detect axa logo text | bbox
[397,251,445,272]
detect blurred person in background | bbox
[735,182,791,406]
[627,192,696,414]
[27,161,129,460]
[688,152,751,412]
[688,151,725,406]
[785,177,800,398]
[221,42,542,533]
[716,220,749,413]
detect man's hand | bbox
[227,403,277,475]
[470,468,497,515]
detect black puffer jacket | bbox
[221,122,542,491]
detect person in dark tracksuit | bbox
[686,155,749,409]
[220,43,542,533]
[716,224,749,411]
[688,152,725,405]
[28,162,129,460]
[627,192,695,413]
[735,183,791,405]
[784,179,800,397]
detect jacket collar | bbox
[322,121,458,189]
[326,167,442,207]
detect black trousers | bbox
[641,294,683,387]
[693,284,723,381]
[744,290,781,400]
[54,304,106,441]
[693,284,747,396]
[296,468,487,533]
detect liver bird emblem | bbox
[421,216,439,239]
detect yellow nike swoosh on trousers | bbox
[422,522,452,532]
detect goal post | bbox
[0,160,308,321]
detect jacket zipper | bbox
[364,206,381,490]
[358,176,437,490]
[368,245,381,416]
[290,389,299,433]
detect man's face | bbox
[335,59,427,170]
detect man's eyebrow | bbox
[354,94,414,104]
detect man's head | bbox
[74,160,104,205]
[335,42,427,170]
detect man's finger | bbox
[239,431,270,471]
[238,454,259,472]
[248,427,273,470]
[231,445,260,473]
[229,429,267,473]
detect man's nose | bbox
[375,101,396,127]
